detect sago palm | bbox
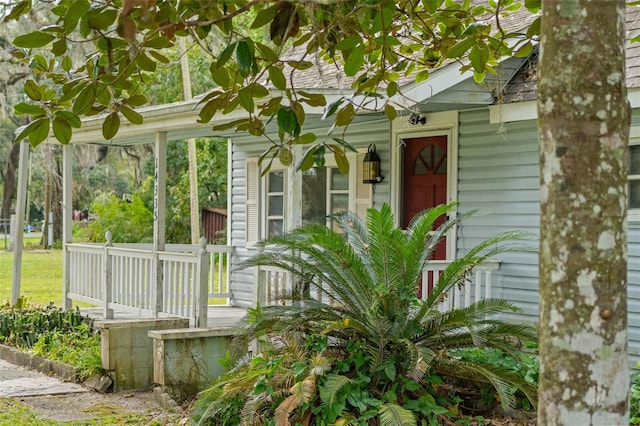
[235,203,537,424]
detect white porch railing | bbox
[65,233,232,326]
[257,260,500,312]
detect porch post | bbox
[62,144,73,308]
[152,132,167,317]
[195,236,209,327]
[11,141,30,306]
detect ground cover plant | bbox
[191,204,538,425]
[0,303,103,381]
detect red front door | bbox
[402,135,448,295]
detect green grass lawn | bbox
[0,249,63,306]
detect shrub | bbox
[192,204,538,425]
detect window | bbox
[245,151,372,244]
[302,167,349,231]
[266,170,285,237]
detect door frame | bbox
[391,111,459,260]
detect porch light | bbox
[363,144,384,184]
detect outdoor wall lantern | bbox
[409,112,427,125]
[363,144,384,184]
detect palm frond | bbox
[378,403,417,426]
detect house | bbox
[10,7,640,371]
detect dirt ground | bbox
[17,389,191,425]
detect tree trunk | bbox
[538,2,630,424]
[1,142,20,219]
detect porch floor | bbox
[81,306,247,328]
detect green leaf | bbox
[251,4,278,29]
[469,45,489,73]
[255,42,279,61]
[136,52,156,72]
[14,103,45,116]
[63,0,90,35]
[322,98,343,120]
[526,16,541,38]
[217,41,237,67]
[473,70,485,84]
[415,69,429,83]
[120,105,143,125]
[298,91,326,107]
[335,103,355,127]
[23,80,42,101]
[515,42,533,58]
[238,87,255,112]
[384,104,397,121]
[210,64,230,87]
[55,111,81,128]
[102,112,120,139]
[334,149,349,175]
[52,118,72,144]
[236,40,253,77]
[378,403,416,426]
[384,363,396,381]
[13,31,55,48]
[386,81,398,97]
[149,50,170,64]
[144,36,172,49]
[445,37,474,59]
[88,9,118,30]
[127,94,148,107]
[335,36,362,51]
[277,107,297,133]
[268,66,286,90]
[61,56,73,72]
[3,0,31,23]
[294,133,316,145]
[345,44,365,77]
[298,146,316,171]
[15,118,49,145]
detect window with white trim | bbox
[245,151,372,244]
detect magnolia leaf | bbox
[13,31,55,48]
[15,117,50,146]
[210,64,230,88]
[120,105,143,125]
[255,42,279,62]
[335,35,362,51]
[61,56,73,72]
[278,146,293,166]
[334,149,350,175]
[268,66,286,90]
[294,133,316,145]
[445,37,474,59]
[415,69,429,83]
[251,4,278,29]
[313,144,326,167]
[332,138,357,153]
[298,146,316,171]
[56,111,81,128]
[102,112,120,139]
[14,102,45,116]
[386,81,398,97]
[238,87,255,112]
[322,99,343,120]
[136,52,156,72]
[144,36,171,49]
[526,16,541,38]
[515,42,533,58]
[88,9,118,30]
[345,44,365,77]
[23,80,42,101]
[127,94,148,107]
[335,103,355,127]
[52,118,72,144]
[473,71,486,84]
[217,41,237,67]
[236,40,253,77]
[384,104,397,121]
[3,0,31,22]
[50,38,67,56]
[277,107,297,134]
[469,45,489,73]
[149,50,170,64]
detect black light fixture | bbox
[363,144,384,184]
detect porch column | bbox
[62,144,73,308]
[11,141,30,305]
[153,132,167,317]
